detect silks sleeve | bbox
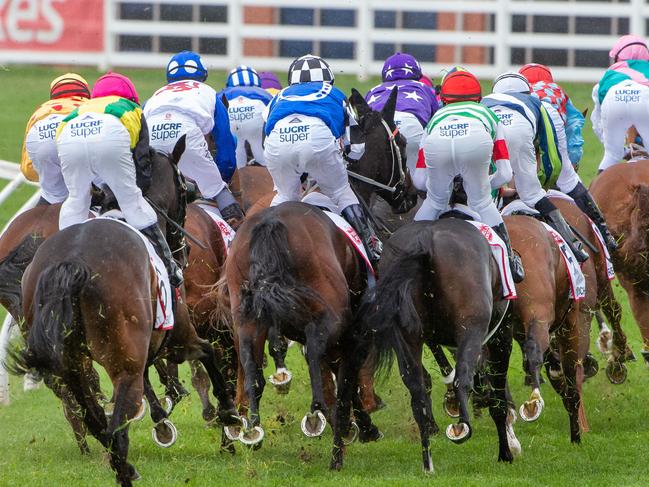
[211,97,237,183]
[490,123,513,190]
[590,84,604,142]
[565,99,585,168]
[20,140,39,182]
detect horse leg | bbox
[43,374,89,454]
[154,359,189,409]
[300,321,329,438]
[600,288,631,383]
[519,319,549,422]
[393,338,434,472]
[624,279,649,367]
[236,326,267,446]
[486,321,520,462]
[267,324,292,394]
[190,361,217,423]
[428,342,458,418]
[143,367,177,449]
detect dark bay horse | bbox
[505,214,592,441]
[357,219,519,472]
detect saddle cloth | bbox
[301,192,375,276]
[197,204,236,253]
[464,220,517,300]
[500,199,587,300]
[90,214,173,330]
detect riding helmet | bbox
[492,72,531,94]
[287,54,334,85]
[382,52,422,82]
[50,73,91,100]
[519,63,554,84]
[609,34,649,62]
[166,51,208,83]
[226,65,262,87]
[440,70,482,104]
[92,72,139,104]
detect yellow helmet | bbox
[50,73,90,100]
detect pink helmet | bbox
[92,72,139,104]
[609,35,649,62]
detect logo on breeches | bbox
[228,105,255,122]
[279,124,310,143]
[38,121,61,140]
[439,122,470,137]
[69,120,102,137]
[151,122,183,141]
[614,89,641,103]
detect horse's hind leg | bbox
[43,374,89,454]
[301,320,329,438]
[143,367,178,448]
[427,342,458,419]
[236,324,267,445]
[190,361,217,423]
[600,287,633,383]
[267,325,292,394]
[154,359,189,409]
[519,319,550,422]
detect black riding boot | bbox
[492,223,525,283]
[341,204,383,267]
[568,182,618,252]
[535,197,589,263]
[141,224,184,287]
[211,188,244,229]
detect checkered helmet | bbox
[287,54,334,85]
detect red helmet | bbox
[519,63,554,84]
[440,71,482,104]
[92,72,139,104]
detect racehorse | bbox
[504,214,593,441]
[351,218,519,472]
[4,139,242,486]
[589,160,649,368]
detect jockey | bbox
[144,51,243,219]
[263,54,382,265]
[413,69,525,282]
[22,73,90,204]
[56,72,183,287]
[220,65,273,168]
[365,52,439,191]
[519,63,585,169]
[483,73,591,261]
[591,35,649,172]
[259,71,283,96]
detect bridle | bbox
[347,119,406,195]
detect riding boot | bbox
[535,197,590,263]
[341,204,383,267]
[141,224,184,287]
[567,182,618,252]
[211,187,244,230]
[491,223,525,283]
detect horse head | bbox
[147,135,189,267]
[348,87,417,214]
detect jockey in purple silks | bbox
[365,52,440,191]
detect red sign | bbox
[0,0,103,51]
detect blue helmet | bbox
[166,51,208,83]
[226,65,261,88]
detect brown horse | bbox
[589,160,649,367]
[505,214,592,442]
[4,148,241,487]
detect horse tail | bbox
[365,244,430,378]
[239,217,320,332]
[621,184,649,276]
[9,261,91,376]
[0,235,44,318]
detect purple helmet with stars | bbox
[382,52,423,82]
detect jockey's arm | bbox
[210,97,237,182]
[489,124,513,190]
[565,99,585,167]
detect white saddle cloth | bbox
[197,204,236,253]
[91,214,173,330]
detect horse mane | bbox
[619,184,649,285]
[0,234,45,319]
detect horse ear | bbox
[172,134,187,164]
[582,107,588,117]
[221,94,229,109]
[349,88,372,119]
[381,87,398,126]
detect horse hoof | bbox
[342,421,360,445]
[301,410,327,438]
[605,360,628,385]
[239,425,264,446]
[506,422,522,457]
[597,329,613,354]
[268,367,292,395]
[158,396,174,415]
[104,402,114,419]
[445,422,471,444]
[152,419,177,448]
[519,397,544,422]
[224,416,248,441]
[129,465,142,482]
[583,354,599,379]
[443,391,460,418]
[133,398,147,422]
[358,424,384,444]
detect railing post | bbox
[495,0,509,73]
[357,0,371,80]
[631,0,645,37]
[229,0,242,68]
[101,0,112,71]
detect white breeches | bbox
[58,113,157,230]
[148,113,226,199]
[394,111,426,191]
[597,80,649,171]
[414,117,503,227]
[264,115,359,210]
[228,97,267,168]
[25,114,68,204]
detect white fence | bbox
[1,0,648,82]
[0,161,39,406]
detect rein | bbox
[347,119,405,194]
